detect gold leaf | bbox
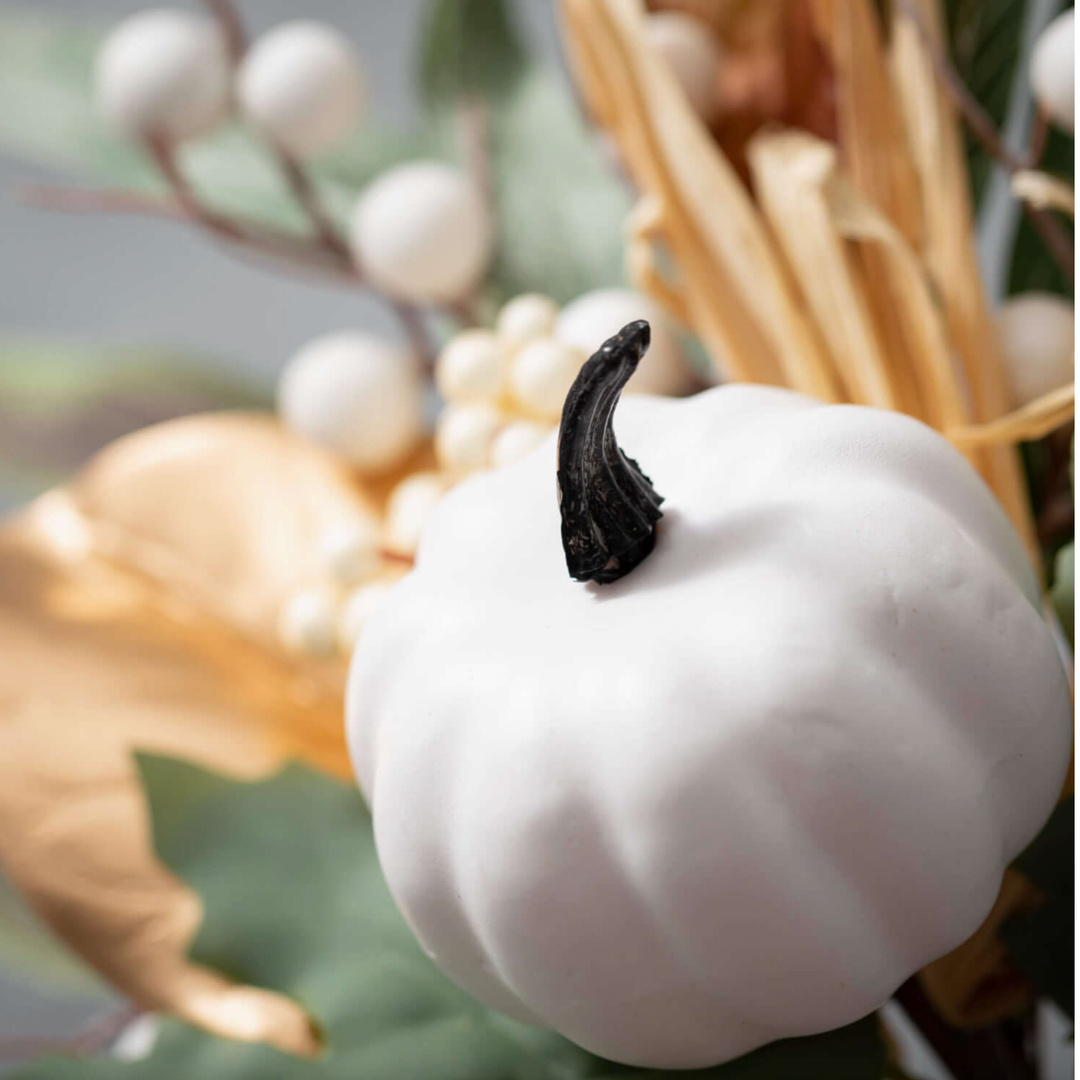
[0,414,388,1053]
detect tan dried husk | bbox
[0,414,419,1053]
[560,0,1073,1029]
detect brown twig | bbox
[198,0,444,362]
[274,147,352,258]
[457,97,496,214]
[201,0,245,60]
[19,182,354,280]
[895,0,1074,282]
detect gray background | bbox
[0,3,1071,1078]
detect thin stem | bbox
[201,0,245,60]
[895,0,1073,281]
[20,182,354,280]
[143,134,246,244]
[274,147,351,258]
[1027,107,1049,169]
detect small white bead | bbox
[435,402,505,475]
[996,293,1074,408]
[279,586,339,656]
[509,338,585,419]
[338,580,398,652]
[1031,11,1075,133]
[95,9,231,141]
[644,12,723,123]
[496,294,560,349]
[277,331,425,474]
[349,162,493,303]
[435,330,507,404]
[238,20,364,159]
[555,288,689,396]
[318,518,381,586]
[383,471,446,556]
[489,420,553,468]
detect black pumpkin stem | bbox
[556,320,664,585]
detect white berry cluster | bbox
[278,515,409,658]
[95,10,364,156]
[96,11,493,307]
[431,287,688,479]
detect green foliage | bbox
[418,0,528,110]
[417,0,629,306]
[13,757,884,1079]
[485,71,631,306]
[0,340,268,513]
[1003,799,1074,1016]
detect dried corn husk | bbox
[0,415,419,1053]
[560,0,1072,1030]
[949,383,1076,449]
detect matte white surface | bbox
[349,386,1072,1068]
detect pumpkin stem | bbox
[556,320,664,585]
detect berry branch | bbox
[894,0,1074,282]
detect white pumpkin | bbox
[348,323,1070,1069]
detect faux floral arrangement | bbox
[0,1,1073,1078]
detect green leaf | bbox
[0,339,269,512]
[1003,799,1074,1016]
[12,757,884,1079]
[0,7,439,234]
[418,0,529,110]
[485,70,632,306]
[1051,542,1074,648]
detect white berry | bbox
[489,420,552,468]
[435,402,504,476]
[435,330,507,404]
[644,12,723,123]
[338,580,398,652]
[277,331,425,474]
[383,472,446,557]
[1031,10,1075,133]
[996,293,1075,408]
[318,518,381,586]
[278,586,338,655]
[556,288,689,395]
[496,293,560,349]
[95,9,231,141]
[509,338,585,419]
[349,162,493,303]
[238,20,364,159]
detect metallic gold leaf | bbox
[0,413,394,1054]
